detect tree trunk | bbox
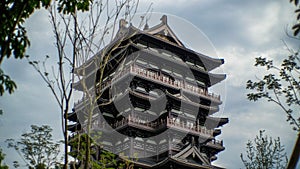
[64,108,69,169]
[287,132,300,169]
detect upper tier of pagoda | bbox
[73,15,225,78]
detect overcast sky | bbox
[0,0,299,168]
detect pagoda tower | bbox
[68,15,228,169]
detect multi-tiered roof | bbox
[68,15,228,169]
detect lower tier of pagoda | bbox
[68,121,225,156]
[69,133,225,169]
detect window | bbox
[116,141,122,145]
[149,90,159,97]
[196,64,205,70]
[102,141,113,146]
[159,139,167,144]
[186,76,195,82]
[186,61,194,66]
[173,55,182,61]
[147,110,156,116]
[161,51,172,57]
[125,60,133,66]
[172,138,181,143]
[146,139,156,145]
[136,86,146,93]
[161,68,171,74]
[149,63,159,69]
[196,80,205,87]
[173,72,183,78]
[134,107,145,111]
[172,109,182,115]
[149,47,159,53]
[185,113,196,119]
[136,43,147,48]
[136,59,147,65]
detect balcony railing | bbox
[97,64,221,102]
[112,115,166,131]
[166,117,214,137]
[100,115,214,137]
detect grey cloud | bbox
[1,1,299,168]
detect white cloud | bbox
[245,2,281,45]
[219,42,291,88]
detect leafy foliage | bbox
[0,0,93,95]
[57,0,90,14]
[0,114,8,169]
[68,132,135,169]
[240,130,288,169]
[0,0,51,95]
[290,0,300,36]
[0,0,92,63]
[6,125,61,169]
[0,69,17,96]
[246,53,300,131]
[69,133,117,169]
[0,148,9,169]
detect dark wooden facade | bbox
[68,15,228,169]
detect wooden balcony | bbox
[112,115,166,133]
[166,117,214,138]
[97,64,221,103]
[103,115,214,138]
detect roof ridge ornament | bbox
[143,22,149,30]
[139,15,149,30]
[119,19,128,29]
[160,15,167,24]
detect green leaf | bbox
[292,23,300,36]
